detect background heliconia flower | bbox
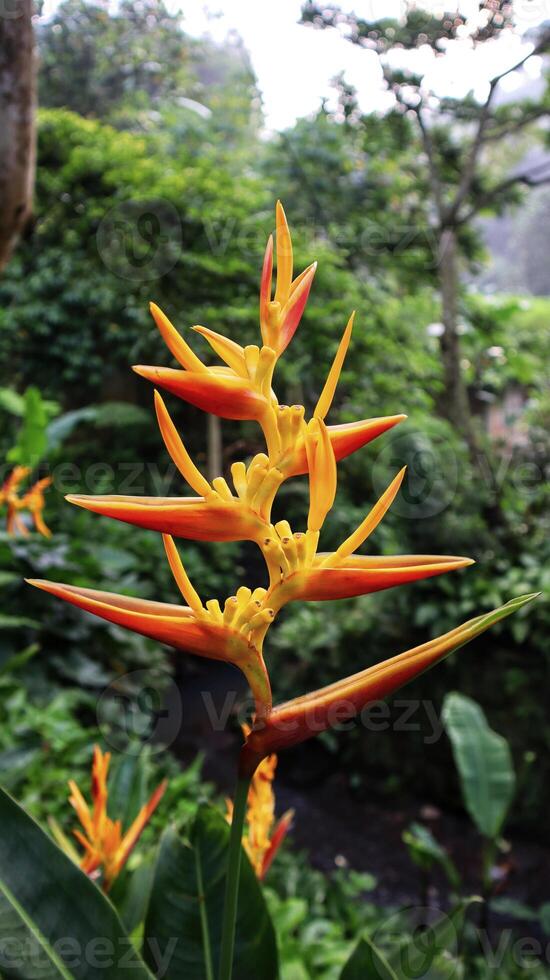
[226,730,293,880]
[0,467,52,537]
[61,745,166,891]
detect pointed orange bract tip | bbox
[285,414,407,479]
[294,554,473,602]
[64,492,266,543]
[239,593,538,774]
[278,261,317,354]
[133,365,267,421]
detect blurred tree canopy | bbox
[301,1,550,449]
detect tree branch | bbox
[445,30,550,226]
[483,105,550,142]
[392,87,444,222]
[458,166,550,224]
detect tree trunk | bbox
[207,413,222,483]
[437,227,475,448]
[0,0,36,274]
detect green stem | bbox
[195,842,214,980]
[218,775,251,980]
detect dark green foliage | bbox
[143,808,278,979]
[0,786,152,979]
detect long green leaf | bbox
[108,752,149,829]
[0,786,153,979]
[143,805,278,980]
[341,936,398,979]
[442,692,515,839]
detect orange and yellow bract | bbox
[27,202,537,773]
[68,745,166,891]
[0,467,52,537]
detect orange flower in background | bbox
[20,476,53,537]
[0,467,52,537]
[68,746,166,891]
[28,201,537,769]
[227,731,293,880]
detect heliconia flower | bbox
[27,200,538,808]
[259,201,317,355]
[226,729,293,880]
[0,467,52,537]
[0,465,30,499]
[1,466,31,536]
[27,534,273,719]
[240,594,539,775]
[67,745,166,890]
[19,476,53,537]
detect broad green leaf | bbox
[0,784,153,979]
[442,692,515,839]
[114,859,156,938]
[341,936,398,979]
[47,404,149,451]
[143,805,278,980]
[108,752,149,828]
[46,407,98,449]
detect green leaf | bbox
[46,407,98,449]
[442,692,515,839]
[114,859,156,938]
[0,643,40,677]
[108,752,149,828]
[0,614,39,630]
[0,388,25,416]
[490,897,537,921]
[402,824,461,890]
[143,805,278,980]
[341,936,398,979]
[47,403,149,451]
[8,387,50,466]
[539,902,550,937]
[0,784,154,978]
